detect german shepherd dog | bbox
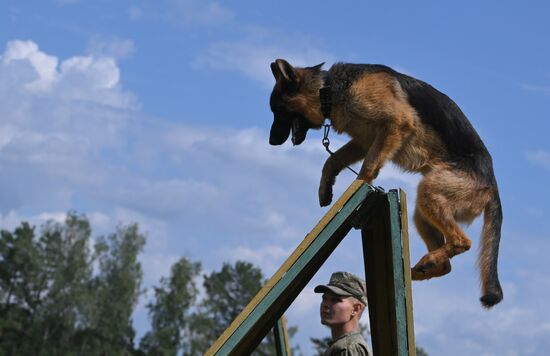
[268,59,503,308]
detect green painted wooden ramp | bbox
[205,180,416,356]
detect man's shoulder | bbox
[324,332,369,356]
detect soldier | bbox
[314,272,370,356]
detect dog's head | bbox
[269,59,324,146]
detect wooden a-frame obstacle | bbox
[205,180,416,356]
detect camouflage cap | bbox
[314,271,368,305]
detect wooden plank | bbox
[273,315,291,356]
[399,189,416,356]
[387,190,408,356]
[205,179,370,355]
[280,315,292,356]
[362,195,395,356]
[363,190,413,356]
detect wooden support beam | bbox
[361,189,415,356]
[400,189,417,356]
[273,316,291,356]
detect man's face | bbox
[320,292,357,326]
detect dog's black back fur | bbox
[327,63,496,186]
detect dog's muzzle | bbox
[269,116,292,145]
[269,113,311,146]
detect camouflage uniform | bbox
[322,330,369,356]
[315,272,370,356]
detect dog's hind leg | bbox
[411,208,451,280]
[319,139,366,206]
[411,170,474,279]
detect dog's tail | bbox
[478,185,503,308]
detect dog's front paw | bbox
[319,184,333,207]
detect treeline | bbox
[0,212,429,356]
[0,212,295,355]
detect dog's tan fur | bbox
[269,59,503,307]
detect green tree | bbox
[35,213,95,355]
[0,222,44,354]
[78,223,146,355]
[0,213,147,356]
[139,257,201,356]
[188,261,264,354]
[0,213,95,355]
[188,261,296,355]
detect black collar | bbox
[319,71,332,119]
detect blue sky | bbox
[1,1,550,355]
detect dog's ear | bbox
[309,62,325,72]
[271,59,299,87]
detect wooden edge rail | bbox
[273,315,291,356]
[361,189,416,356]
[399,189,416,356]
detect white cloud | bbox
[37,211,67,223]
[113,179,220,219]
[0,40,136,108]
[241,209,303,241]
[526,149,550,171]
[158,123,324,183]
[113,208,167,245]
[220,245,291,276]
[412,281,550,355]
[88,212,112,230]
[378,162,421,188]
[0,210,114,233]
[2,40,58,91]
[0,39,138,208]
[140,252,181,286]
[196,36,334,87]
[0,211,26,231]
[292,286,319,315]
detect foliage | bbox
[0,214,302,356]
[80,222,146,355]
[187,261,276,355]
[139,257,201,355]
[0,212,145,356]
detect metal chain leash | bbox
[322,124,359,176]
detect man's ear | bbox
[352,302,364,316]
[271,58,299,87]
